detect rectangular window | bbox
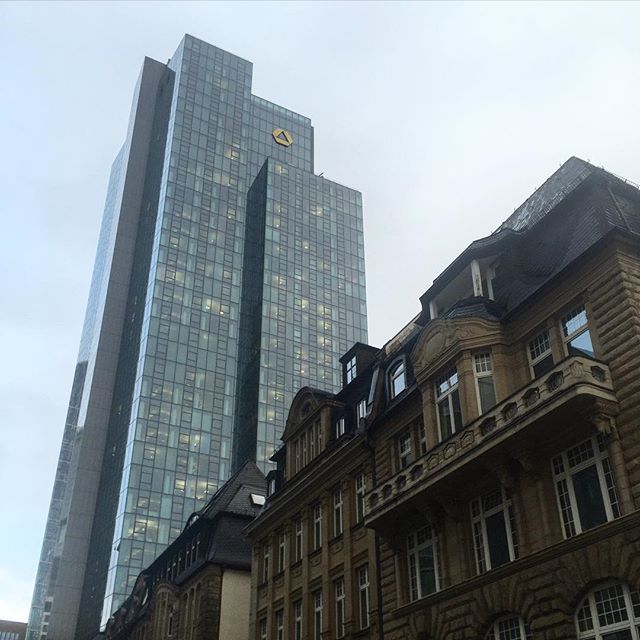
[313,590,323,640]
[474,352,497,414]
[357,398,367,423]
[293,600,302,640]
[419,422,427,455]
[309,426,316,460]
[275,610,284,640]
[398,431,413,469]
[358,566,371,629]
[561,304,594,357]
[528,328,554,378]
[435,368,462,440]
[355,473,366,523]
[407,525,440,601]
[277,531,286,573]
[552,435,620,538]
[470,488,518,574]
[295,438,301,473]
[294,516,303,561]
[334,577,346,639]
[333,489,344,537]
[262,543,270,583]
[259,618,267,640]
[346,356,357,384]
[335,417,346,439]
[313,503,322,550]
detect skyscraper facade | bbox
[28,35,367,640]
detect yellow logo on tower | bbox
[272,128,293,147]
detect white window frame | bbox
[313,503,322,550]
[335,417,346,439]
[293,600,302,640]
[470,487,518,574]
[334,577,346,639]
[275,609,284,640]
[552,435,620,538]
[357,398,367,422]
[484,615,532,640]
[294,438,301,473]
[259,617,267,640]
[398,431,413,469]
[389,360,407,399]
[262,542,270,583]
[575,581,640,639]
[358,565,371,629]
[313,590,323,640]
[527,327,553,378]
[346,356,357,384]
[435,368,461,441]
[309,426,316,460]
[473,351,497,414]
[561,303,594,357]
[407,524,440,601]
[294,516,303,562]
[333,488,344,537]
[277,531,286,573]
[419,422,427,456]
[355,473,366,523]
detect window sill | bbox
[329,533,344,545]
[291,559,302,570]
[309,547,322,560]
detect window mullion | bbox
[564,455,583,535]
[595,457,615,522]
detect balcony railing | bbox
[366,356,615,522]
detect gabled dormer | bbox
[339,342,379,387]
[278,387,342,481]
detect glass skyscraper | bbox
[28,35,367,640]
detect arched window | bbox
[576,581,640,639]
[484,615,533,640]
[389,360,406,399]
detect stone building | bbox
[100,461,265,640]
[249,157,640,640]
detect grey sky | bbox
[1,0,639,620]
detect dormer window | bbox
[389,360,406,399]
[345,356,357,384]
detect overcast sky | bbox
[1,0,640,621]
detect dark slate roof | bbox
[197,460,266,522]
[497,156,594,232]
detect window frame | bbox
[527,327,554,379]
[435,367,462,441]
[561,303,595,358]
[470,487,518,574]
[293,599,302,640]
[357,398,367,422]
[313,503,322,550]
[473,351,497,415]
[335,416,346,439]
[407,524,440,602]
[397,430,414,469]
[313,589,323,640]
[333,488,344,537]
[258,617,267,640]
[275,609,284,640]
[355,472,366,523]
[358,565,371,630]
[294,516,303,562]
[484,615,533,640]
[575,581,640,639]
[334,576,346,639]
[552,435,621,538]
[345,356,357,384]
[389,359,407,399]
[262,542,270,584]
[277,530,286,573]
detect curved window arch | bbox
[576,581,640,639]
[389,360,406,399]
[484,615,532,640]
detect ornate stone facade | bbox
[250,157,640,640]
